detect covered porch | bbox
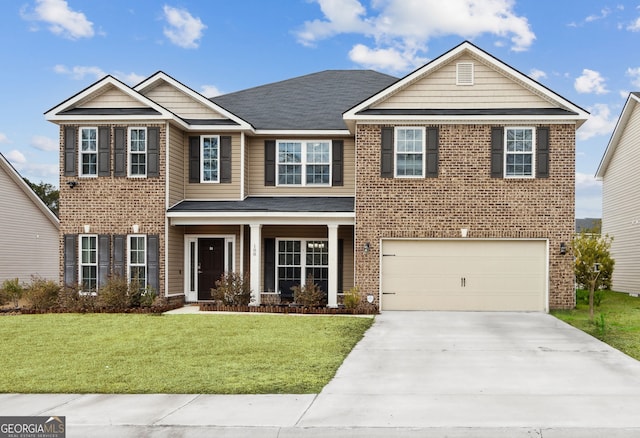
[167,197,355,306]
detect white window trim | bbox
[128,127,147,178]
[275,238,329,294]
[275,140,332,187]
[127,234,147,287]
[79,127,98,178]
[79,234,98,295]
[504,126,536,179]
[201,135,220,183]
[394,126,426,178]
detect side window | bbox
[128,235,147,289]
[201,136,220,183]
[79,127,97,176]
[505,127,535,178]
[395,127,425,177]
[79,234,98,294]
[129,128,147,177]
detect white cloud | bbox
[5,150,26,164]
[201,85,222,97]
[626,67,640,88]
[349,44,426,73]
[31,136,58,152]
[529,68,547,81]
[297,0,535,72]
[585,8,611,22]
[163,5,206,49]
[575,172,602,218]
[115,71,147,86]
[0,133,10,144]
[22,0,94,39]
[627,16,640,31]
[54,64,106,81]
[574,69,609,94]
[576,172,601,189]
[577,103,617,141]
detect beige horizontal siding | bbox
[166,225,185,296]
[374,54,551,110]
[143,82,223,119]
[168,126,185,206]
[184,133,242,200]
[247,136,355,196]
[602,103,640,293]
[81,85,146,108]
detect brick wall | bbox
[354,123,576,310]
[58,124,167,295]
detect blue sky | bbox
[1,0,639,218]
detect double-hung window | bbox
[128,235,147,289]
[505,127,535,178]
[80,127,98,176]
[201,136,219,183]
[79,235,97,293]
[277,140,330,185]
[395,127,425,177]
[129,128,147,177]
[276,239,329,298]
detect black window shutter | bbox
[113,235,125,278]
[264,140,276,186]
[220,136,232,183]
[64,127,77,176]
[98,127,111,176]
[63,234,77,287]
[425,127,439,178]
[332,140,344,186]
[536,127,550,178]
[147,234,160,293]
[147,127,160,177]
[381,127,394,178]
[98,235,111,289]
[263,238,275,293]
[114,128,126,177]
[189,136,200,183]
[491,127,504,178]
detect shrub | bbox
[0,278,23,308]
[130,284,157,308]
[57,284,98,313]
[23,276,60,311]
[576,288,604,307]
[343,286,361,310]
[212,272,252,306]
[292,275,325,307]
[96,276,130,310]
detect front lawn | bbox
[552,290,640,360]
[0,313,373,394]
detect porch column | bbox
[249,223,262,306]
[328,224,339,308]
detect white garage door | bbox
[381,240,547,311]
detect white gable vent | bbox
[456,62,474,85]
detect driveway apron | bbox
[298,311,640,429]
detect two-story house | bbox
[46,41,588,311]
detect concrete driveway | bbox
[3,311,640,437]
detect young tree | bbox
[572,232,614,321]
[23,178,59,217]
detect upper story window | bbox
[277,140,331,186]
[505,127,535,178]
[80,127,97,176]
[129,128,147,177]
[395,127,425,177]
[201,136,219,183]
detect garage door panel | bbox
[381,240,547,311]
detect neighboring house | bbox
[45,41,588,311]
[575,218,601,233]
[596,92,640,294]
[0,153,59,284]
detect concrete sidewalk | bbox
[4,311,640,437]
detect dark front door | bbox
[198,238,225,300]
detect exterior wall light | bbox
[364,242,370,254]
[132,224,140,233]
[560,242,566,255]
[67,181,77,188]
[461,228,468,238]
[83,224,91,233]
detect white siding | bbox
[373,54,552,110]
[0,159,59,283]
[81,85,146,108]
[602,103,640,293]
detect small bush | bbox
[97,276,130,310]
[212,272,252,306]
[292,275,325,307]
[576,288,604,307]
[130,284,157,308]
[23,276,60,311]
[1,278,23,308]
[57,284,98,313]
[343,286,361,310]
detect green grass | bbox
[552,290,640,360]
[0,313,373,394]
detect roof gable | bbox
[344,41,589,127]
[596,92,640,179]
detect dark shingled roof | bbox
[210,70,398,130]
[169,197,354,213]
